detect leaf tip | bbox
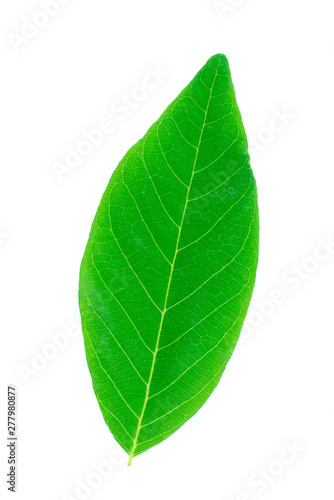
[206,52,229,66]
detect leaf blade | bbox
[79,53,259,463]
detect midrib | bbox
[127,66,218,465]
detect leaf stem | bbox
[127,61,219,465]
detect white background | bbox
[1,1,334,499]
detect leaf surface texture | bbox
[79,54,259,463]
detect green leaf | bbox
[79,54,259,464]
